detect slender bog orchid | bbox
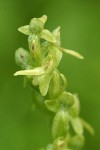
[14,15,94,150]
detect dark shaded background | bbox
[0,0,100,150]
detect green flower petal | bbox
[43,54,54,73]
[14,66,45,76]
[18,25,30,35]
[39,15,47,24]
[48,73,67,99]
[81,118,95,135]
[60,48,84,59]
[38,73,53,96]
[59,74,67,91]
[70,94,80,117]
[40,29,56,43]
[48,71,61,99]
[52,26,61,46]
[51,46,62,68]
[70,117,83,135]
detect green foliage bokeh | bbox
[0,0,100,150]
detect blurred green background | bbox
[0,0,100,150]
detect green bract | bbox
[14,15,94,150]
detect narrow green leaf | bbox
[14,67,45,76]
[18,25,30,35]
[40,29,56,43]
[60,48,84,59]
[38,73,53,96]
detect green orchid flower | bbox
[18,15,56,43]
[14,52,54,96]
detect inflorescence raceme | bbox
[14,15,94,150]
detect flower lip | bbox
[14,66,45,76]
